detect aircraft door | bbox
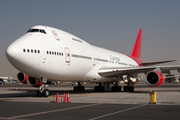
[65,47,70,63]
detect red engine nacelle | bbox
[146,71,164,87]
[27,76,42,87]
[17,72,28,84]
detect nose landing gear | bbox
[37,78,49,97]
[37,85,49,97]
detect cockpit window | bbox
[40,29,46,34]
[27,29,46,34]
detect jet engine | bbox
[146,71,164,87]
[17,72,28,84]
[27,76,42,87]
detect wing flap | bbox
[158,65,180,73]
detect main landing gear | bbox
[123,86,134,92]
[93,80,133,92]
[111,82,121,92]
[122,75,134,92]
[73,82,85,92]
[94,83,105,92]
[110,75,135,92]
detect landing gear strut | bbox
[73,82,85,92]
[94,83,105,92]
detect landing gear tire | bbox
[123,86,134,92]
[74,86,78,91]
[129,86,134,92]
[111,86,121,92]
[81,86,85,92]
[74,86,85,92]
[43,89,49,97]
[94,86,98,92]
[123,86,128,92]
[37,89,49,97]
[37,90,43,97]
[94,86,104,92]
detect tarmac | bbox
[0,84,180,120]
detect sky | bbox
[0,0,180,78]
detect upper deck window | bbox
[27,29,46,34]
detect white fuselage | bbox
[6,25,138,83]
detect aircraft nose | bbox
[6,43,22,63]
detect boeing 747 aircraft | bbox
[6,25,180,97]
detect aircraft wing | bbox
[141,60,176,66]
[156,65,180,73]
[98,65,180,77]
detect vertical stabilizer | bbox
[131,29,142,59]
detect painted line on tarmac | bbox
[1,103,103,120]
[0,96,138,119]
[0,95,140,119]
[0,95,167,120]
[89,98,168,120]
[0,118,7,119]
[89,104,147,120]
